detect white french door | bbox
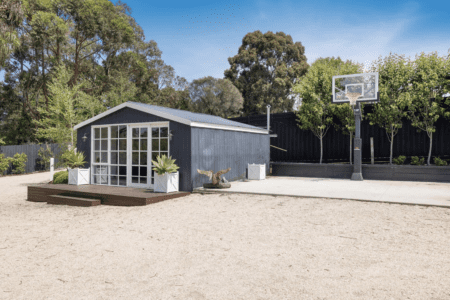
[91,122,169,189]
[149,126,169,186]
[128,125,150,188]
[91,125,127,186]
[128,125,170,188]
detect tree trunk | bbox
[72,33,80,86]
[390,130,394,165]
[74,50,79,86]
[349,132,352,165]
[427,131,432,166]
[320,136,323,164]
[42,46,49,107]
[71,127,74,150]
[56,28,61,63]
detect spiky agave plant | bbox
[151,154,180,175]
[63,150,87,169]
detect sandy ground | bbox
[1,172,450,300]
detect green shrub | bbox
[0,154,12,175]
[37,145,54,170]
[433,157,448,166]
[10,153,27,174]
[410,156,425,165]
[53,170,68,184]
[393,155,406,165]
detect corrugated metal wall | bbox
[231,107,450,163]
[190,127,270,190]
[0,143,62,174]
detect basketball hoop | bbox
[345,92,362,107]
[332,73,379,182]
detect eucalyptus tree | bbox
[366,53,414,165]
[103,70,138,109]
[189,76,244,118]
[1,0,140,143]
[224,30,308,115]
[61,0,136,85]
[0,0,23,67]
[1,0,191,145]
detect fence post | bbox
[370,137,374,165]
[50,157,54,181]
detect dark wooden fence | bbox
[0,143,63,174]
[230,105,450,163]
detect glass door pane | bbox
[129,126,149,187]
[150,126,169,185]
[92,125,128,187]
[92,126,109,185]
[106,125,127,186]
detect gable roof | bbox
[74,101,268,134]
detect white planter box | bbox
[68,168,90,185]
[248,163,266,180]
[154,171,179,193]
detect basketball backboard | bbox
[332,73,379,105]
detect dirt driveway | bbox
[1,171,450,300]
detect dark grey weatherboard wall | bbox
[190,127,270,190]
[76,107,192,192]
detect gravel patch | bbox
[1,171,449,299]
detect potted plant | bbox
[63,150,89,185]
[151,154,180,193]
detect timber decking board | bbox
[27,184,190,206]
[47,195,101,207]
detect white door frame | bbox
[127,124,151,188]
[126,122,170,189]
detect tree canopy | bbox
[404,51,450,165]
[35,64,85,146]
[224,30,308,115]
[0,0,23,67]
[293,57,362,164]
[0,0,191,145]
[189,76,244,118]
[367,53,414,164]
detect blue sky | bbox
[129,0,449,83]
[1,0,449,84]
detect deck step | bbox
[47,194,101,207]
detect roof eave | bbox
[190,121,269,134]
[73,102,192,130]
[73,102,267,134]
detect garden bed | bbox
[271,162,450,183]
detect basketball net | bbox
[345,92,362,107]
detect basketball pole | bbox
[351,102,363,180]
[333,72,379,181]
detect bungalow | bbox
[74,101,269,192]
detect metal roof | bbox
[129,102,261,130]
[74,101,268,134]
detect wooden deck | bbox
[28,184,190,206]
